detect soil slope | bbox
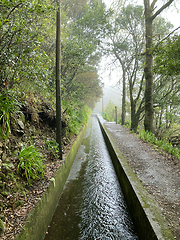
[104,121,180,239]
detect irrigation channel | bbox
[44,115,139,240]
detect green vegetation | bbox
[0,0,180,237]
[0,2,104,234]
[103,101,120,122]
[138,130,180,160]
[153,35,180,76]
[45,140,60,159]
[17,145,45,186]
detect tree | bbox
[0,0,56,92]
[153,75,180,131]
[62,0,87,19]
[143,0,174,132]
[153,34,180,76]
[106,4,145,130]
[153,33,180,132]
[60,0,111,105]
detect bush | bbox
[17,145,45,185]
[45,140,59,158]
[0,89,20,140]
[138,130,180,160]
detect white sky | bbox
[100,0,180,87]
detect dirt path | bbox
[104,121,180,239]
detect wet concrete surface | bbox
[103,120,180,239]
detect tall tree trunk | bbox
[113,51,126,125]
[130,99,138,132]
[143,0,174,132]
[144,0,154,132]
[121,67,126,125]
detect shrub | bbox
[0,89,20,140]
[138,130,180,160]
[17,145,45,185]
[45,140,59,158]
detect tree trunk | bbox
[144,0,154,132]
[121,67,126,125]
[130,99,139,132]
[143,0,175,132]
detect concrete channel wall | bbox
[16,123,88,240]
[97,116,174,240]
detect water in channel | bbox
[44,116,139,240]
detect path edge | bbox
[97,115,174,240]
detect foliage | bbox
[62,100,92,136]
[138,130,180,160]
[60,0,110,105]
[17,145,45,185]
[62,0,87,19]
[45,140,59,159]
[0,89,20,140]
[0,0,54,89]
[153,74,180,131]
[103,100,120,122]
[106,4,146,130]
[123,120,131,129]
[153,34,180,76]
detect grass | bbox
[138,130,180,160]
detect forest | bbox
[0,0,180,238]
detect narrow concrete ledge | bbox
[97,116,174,240]
[16,123,88,240]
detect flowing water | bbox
[44,116,139,240]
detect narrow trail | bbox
[104,120,180,239]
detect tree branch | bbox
[151,0,158,10]
[151,0,174,21]
[6,3,23,20]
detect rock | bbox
[17,120,25,130]
[16,129,24,137]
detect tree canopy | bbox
[153,34,180,76]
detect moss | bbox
[14,199,25,208]
[0,219,5,235]
[7,172,16,181]
[0,215,5,222]
[12,182,25,193]
[1,191,8,197]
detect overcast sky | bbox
[102,0,180,28]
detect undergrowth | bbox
[138,130,180,160]
[17,145,45,186]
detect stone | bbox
[17,120,25,130]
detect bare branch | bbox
[151,0,174,21]
[153,26,180,51]
[151,0,158,10]
[6,3,23,20]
